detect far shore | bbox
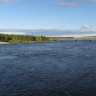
[0,41,57,44]
[0,42,10,44]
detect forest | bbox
[0,34,56,44]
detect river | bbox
[0,40,96,96]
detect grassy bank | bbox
[0,34,57,44]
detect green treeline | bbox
[0,34,55,44]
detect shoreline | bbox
[0,42,10,44]
[0,41,57,44]
[0,34,57,44]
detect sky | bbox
[0,0,96,37]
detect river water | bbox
[0,40,96,96]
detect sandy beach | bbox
[0,42,9,44]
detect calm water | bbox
[0,41,96,96]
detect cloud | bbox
[88,0,96,2]
[0,0,8,2]
[82,25,92,29]
[0,31,25,35]
[52,0,96,8]
[0,28,96,37]
[0,0,18,3]
[58,26,64,28]
[52,2,76,7]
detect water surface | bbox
[0,41,96,96]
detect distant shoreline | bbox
[0,41,56,44]
[0,34,57,44]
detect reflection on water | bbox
[0,41,96,96]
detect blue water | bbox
[0,41,96,96]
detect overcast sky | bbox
[0,0,96,37]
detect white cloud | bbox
[88,0,96,2]
[0,0,18,3]
[58,26,64,28]
[0,28,96,37]
[52,2,75,7]
[82,25,92,29]
[0,0,8,2]
[0,32,25,35]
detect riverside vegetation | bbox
[0,34,56,44]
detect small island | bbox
[0,34,56,44]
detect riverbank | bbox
[0,42,10,44]
[10,40,57,44]
[0,40,57,44]
[0,34,57,44]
